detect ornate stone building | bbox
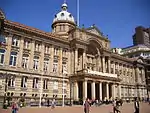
[0,3,148,106]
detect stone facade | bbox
[0,3,148,106]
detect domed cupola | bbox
[52,2,76,36]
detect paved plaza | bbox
[0,103,150,113]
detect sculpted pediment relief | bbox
[86,26,102,36]
[137,58,143,63]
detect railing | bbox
[77,69,118,78]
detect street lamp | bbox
[2,72,8,109]
[62,69,67,107]
[39,71,43,108]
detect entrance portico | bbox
[71,69,121,101]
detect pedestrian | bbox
[95,99,98,107]
[51,99,55,109]
[84,98,90,113]
[47,99,50,107]
[134,97,139,113]
[113,99,121,113]
[12,102,19,113]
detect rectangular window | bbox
[12,37,19,46]
[53,63,58,73]
[33,57,39,70]
[9,52,17,66]
[8,77,15,87]
[21,77,27,88]
[43,79,48,89]
[53,81,58,90]
[0,49,5,64]
[62,64,67,74]
[44,59,49,72]
[22,56,28,69]
[35,43,40,51]
[62,49,67,57]
[45,46,49,54]
[32,78,38,88]
[24,40,30,49]
[54,48,59,56]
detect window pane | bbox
[13,57,17,66]
[0,54,4,64]
[9,56,13,65]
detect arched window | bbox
[0,49,5,64]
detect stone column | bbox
[113,62,115,74]
[102,56,105,73]
[142,68,145,84]
[17,36,24,68]
[135,67,139,83]
[59,48,63,75]
[83,80,87,100]
[4,34,12,66]
[99,56,102,72]
[71,49,75,73]
[99,82,102,100]
[106,83,109,99]
[112,84,116,99]
[67,49,71,74]
[50,45,54,72]
[82,49,86,69]
[29,40,35,70]
[92,81,95,100]
[74,81,79,101]
[108,57,111,73]
[118,84,121,99]
[40,42,45,72]
[75,48,78,73]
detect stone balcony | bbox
[76,69,119,81]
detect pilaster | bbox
[4,34,12,66]
[17,36,24,68]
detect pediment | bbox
[137,58,143,63]
[86,26,102,36]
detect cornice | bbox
[4,19,70,44]
[111,52,134,63]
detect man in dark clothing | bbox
[134,97,139,113]
[84,98,90,113]
[47,99,50,107]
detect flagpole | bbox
[77,0,79,26]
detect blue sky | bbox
[1,0,150,48]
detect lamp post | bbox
[39,71,43,108]
[62,74,65,107]
[2,72,8,109]
[62,69,67,107]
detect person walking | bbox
[134,97,139,113]
[51,99,55,109]
[47,99,50,107]
[12,102,19,113]
[113,99,121,113]
[84,98,90,113]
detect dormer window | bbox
[61,13,64,16]
[55,15,57,18]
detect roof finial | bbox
[62,0,68,11]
